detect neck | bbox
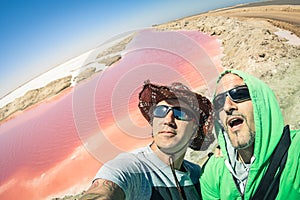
[237,144,254,164]
[150,143,186,170]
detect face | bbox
[152,99,198,155]
[215,73,255,149]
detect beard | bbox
[234,128,255,149]
[225,114,256,149]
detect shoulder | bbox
[183,159,201,172]
[289,129,300,159]
[94,150,146,184]
[290,129,300,141]
[100,147,148,171]
[92,147,150,199]
[80,179,125,200]
[95,146,151,175]
[287,129,300,163]
[94,147,149,180]
[200,155,227,181]
[277,129,300,199]
[199,155,228,199]
[203,154,225,169]
[182,160,202,184]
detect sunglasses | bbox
[153,105,194,121]
[213,85,251,111]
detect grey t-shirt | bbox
[94,145,202,200]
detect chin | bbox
[235,141,253,149]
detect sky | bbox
[0,0,262,98]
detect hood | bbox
[214,69,285,195]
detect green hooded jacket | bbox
[200,69,300,199]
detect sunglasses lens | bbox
[153,105,193,121]
[213,85,250,111]
[153,105,168,118]
[213,94,226,111]
[229,86,250,101]
[173,108,193,121]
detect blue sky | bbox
[0,0,261,98]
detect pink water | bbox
[0,29,223,199]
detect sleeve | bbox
[93,153,143,199]
[199,155,221,199]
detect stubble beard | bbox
[225,116,256,150]
[234,129,255,149]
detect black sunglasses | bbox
[153,105,194,121]
[213,85,251,111]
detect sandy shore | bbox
[206,5,300,37]
[154,2,300,130]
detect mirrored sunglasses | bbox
[153,105,194,121]
[213,85,251,111]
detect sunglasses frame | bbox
[153,105,195,121]
[213,85,251,111]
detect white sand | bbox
[275,29,300,46]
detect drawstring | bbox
[169,156,184,200]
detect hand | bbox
[214,145,223,158]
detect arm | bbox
[79,179,125,200]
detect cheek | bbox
[152,118,162,134]
[152,117,163,125]
[248,109,255,130]
[243,102,254,121]
[179,123,196,137]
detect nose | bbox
[163,110,176,127]
[223,95,238,115]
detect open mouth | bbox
[228,117,244,128]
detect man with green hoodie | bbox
[200,69,300,199]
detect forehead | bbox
[216,73,245,94]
